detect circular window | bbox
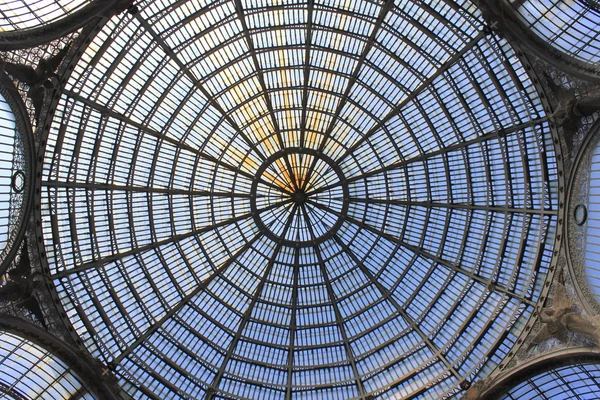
[575,203,588,225]
[11,170,26,194]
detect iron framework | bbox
[32,0,564,399]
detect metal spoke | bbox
[299,0,315,151]
[233,0,298,189]
[209,205,298,397]
[300,204,366,397]
[302,0,394,191]
[42,179,257,198]
[285,246,300,399]
[51,198,291,279]
[346,197,557,215]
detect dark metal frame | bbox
[0,315,124,400]
[0,72,35,276]
[0,0,134,51]
[30,1,567,399]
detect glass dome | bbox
[0,329,95,399]
[509,0,600,65]
[0,0,91,32]
[39,0,560,398]
[499,363,600,400]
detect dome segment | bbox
[0,0,91,32]
[0,330,95,399]
[0,315,124,399]
[39,0,561,398]
[499,363,600,399]
[510,0,600,65]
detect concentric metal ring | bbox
[250,148,349,247]
[37,1,563,398]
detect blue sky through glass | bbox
[36,0,562,398]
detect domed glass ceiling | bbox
[0,0,90,32]
[510,0,600,65]
[39,0,560,398]
[0,330,94,399]
[499,363,600,399]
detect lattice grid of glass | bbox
[41,0,559,398]
[510,0,600,64]
[500,363,600,400]
[0,0,90,32]
[0,330,94,399]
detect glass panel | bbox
[40,1,560,398]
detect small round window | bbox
[575,203,588,225]
[11,170,25,194]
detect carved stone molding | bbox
[29,17,118,355]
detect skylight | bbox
[38,0,560,398]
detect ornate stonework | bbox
[566,118,600,314]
